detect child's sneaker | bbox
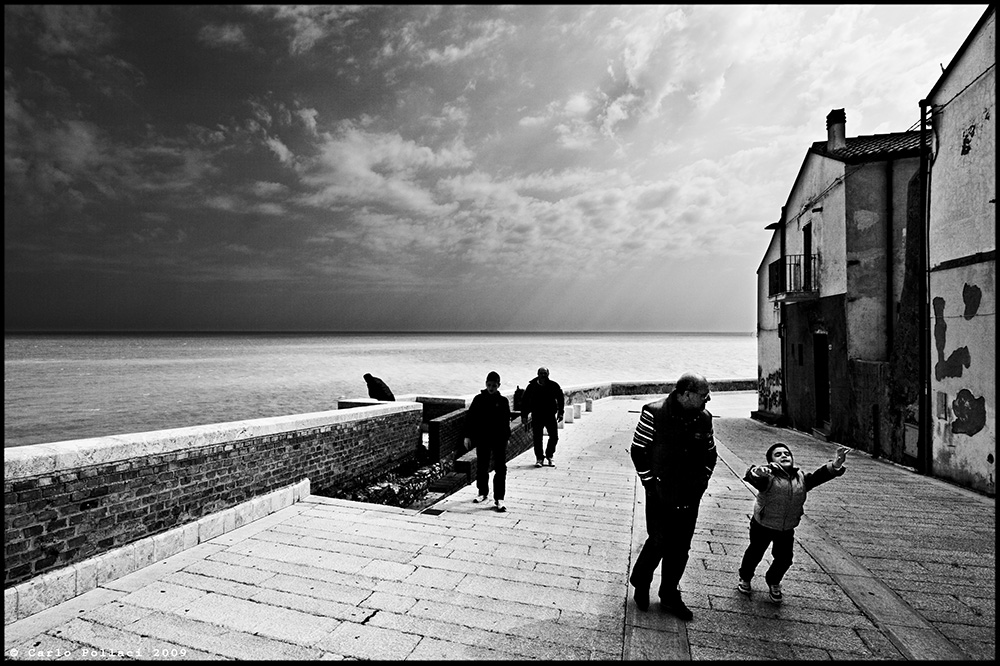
[768,583,783,604]
[473,495,488,504]
[737,578,752,596]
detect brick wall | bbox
[453,416,535,482]
[428,408,468,466]
[4,404,422,589]
[415,397,470,423]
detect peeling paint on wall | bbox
[933,296,973,380]
[952,388,987,436]
[963,282,982,319]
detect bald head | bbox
[676,372,708,393]
[676,372,711,410]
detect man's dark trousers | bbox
[530,412,559,460]
[630,483,700,598]
[475,439,507,500]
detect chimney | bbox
[826,108,846,151]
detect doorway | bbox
[813,332,831,427]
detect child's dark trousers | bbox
[738,517,794,585]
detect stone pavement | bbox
[3,393,994,661]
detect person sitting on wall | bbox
[363,373,395,401]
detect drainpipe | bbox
[918,99,931,476]
[885,160,894,356]
[779,206,789,425]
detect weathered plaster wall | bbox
[785,156,848,297]
[844,162,890,361]
[927,11,995,495]
[757,231,783,417]
[843,156,921,363]
[928,11,995,264]
[929,264,995,494]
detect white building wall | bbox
[929,11,996,264]
[784,155,848,297]
[757,231,782,415]
[927,9,995,495]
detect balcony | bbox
[768,254,819,302]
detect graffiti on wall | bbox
[934,283,988,438]
[758,367,782,413]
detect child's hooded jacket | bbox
[744,456,845,531]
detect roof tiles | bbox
[811,131,928,162]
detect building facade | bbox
[755,111,923,464]
[756,7,995,495]
[923,7,995,494]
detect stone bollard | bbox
[585,398,593,412]
[573,403,581,419]
[565,405,574,423]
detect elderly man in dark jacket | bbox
[520,367,565,468]
[628,372,717,621]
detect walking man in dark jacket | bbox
[629,371,717,620]
[520,367,565,467]
[464,371,512,512]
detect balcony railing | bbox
[768,254,818,301]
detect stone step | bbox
[427,472,468,493]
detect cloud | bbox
[297,123,472,216]
[423,18,516,65]
[296,108,319,135]
[4,4,986,333]
[265,137,294,164]
[246,5,369,55]
[198,23,249,50]
[7,5,117,56]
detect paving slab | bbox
[3,391,994,661]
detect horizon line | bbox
[5,329,756,336]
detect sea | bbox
[4,332,756,448]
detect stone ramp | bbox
[4,393,994,661]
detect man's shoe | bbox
[545,457,555,467]
[768,583,783,604]
[472,495,488,504]
[737,578,752,596]
[660,593,693,621]
[633,587,650,612]
[535,459,544,468]
[494,501,507,513]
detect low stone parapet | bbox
[4,403,422,590]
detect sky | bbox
[4,5,989,333]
